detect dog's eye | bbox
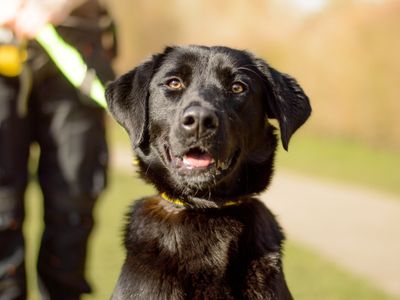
[165,78,184,90]
[231,82,247,94]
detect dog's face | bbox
[106,46,311,205]
[147,47,268,189]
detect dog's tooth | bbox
[218,161,226,170]
[182,157,194,169]
[174,156,183,168]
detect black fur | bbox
[106,46,311,299]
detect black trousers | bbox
[0,62,108,299]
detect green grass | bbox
[24,168,397,300]
[277,133,400,197]
[107,118,130,148]
[284,242,397,300]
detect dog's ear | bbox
[106,54,162,148]
[254,58,311,150]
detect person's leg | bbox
[32,74,107,300]
[0,76,30,300]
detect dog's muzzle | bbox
[180,106,219,140]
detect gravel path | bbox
[111,148,400,297]
[264,171,400,298]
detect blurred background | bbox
[108,0,400,150]
[24,0,400,299]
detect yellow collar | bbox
[160,193,240,207]
[161,192,186,206]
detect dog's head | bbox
[106,46,311,206]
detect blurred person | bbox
[0,0,116,299]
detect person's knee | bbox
[60,210,94,232]
[0,188,24,232]
[41,199,95,239]
[0,211,22,231]
[0,211,26,299]
[0,188,24,229]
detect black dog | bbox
[106,46,311,300]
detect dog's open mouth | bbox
[163,144,237,173]
[165,145,215,170]
[181,148,214,169]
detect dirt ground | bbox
[264,171,400,298]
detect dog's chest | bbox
[125,198,244,274]
[117,197,289,299]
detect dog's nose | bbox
[181,106,219,138]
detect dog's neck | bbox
[160,192,242,209]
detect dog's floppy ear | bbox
[254,58,311,150]
[106,54,162,148]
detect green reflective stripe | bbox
[36,24,107,108]
[90,78,107,107]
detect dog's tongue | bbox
[183,150,214,168]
